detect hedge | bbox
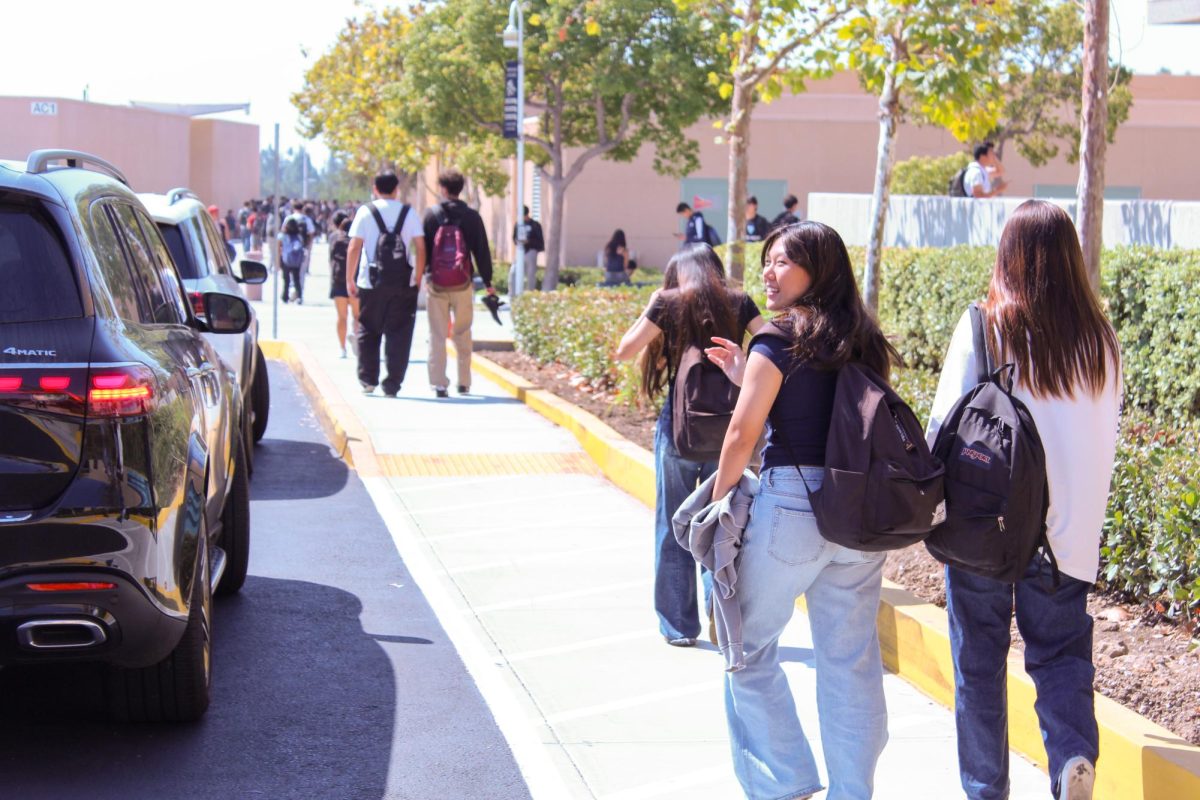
[511,245,1200,614]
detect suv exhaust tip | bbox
[16,619,108,650]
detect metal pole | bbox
[272,124,280,340]
[511,1,526,298]
[301,144,309,200]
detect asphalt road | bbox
[0,362,533,800]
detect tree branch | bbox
[746,10,846,87]
[562,92,634,189]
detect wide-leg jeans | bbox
[946,559,1098,799]
[726,466,888,800]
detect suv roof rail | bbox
[26,149,129,186]
[166,187,201,205]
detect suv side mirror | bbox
[200,292,252,334]
[235,259,269,285]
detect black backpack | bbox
[924,303,1055,583]
[671,342,739,461]
[704,222,723,247]
[368,204,412,288]
[948,167,968,197]
[752,324,946,551]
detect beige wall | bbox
[547,72,1200,270]
[0,96,258,215]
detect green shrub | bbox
[892,152,972,196]
[493,265,662,295]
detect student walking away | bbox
[601,229,634,286]
[346,171,426,397]
[952,141,1009,199]
[510,205,544,294]
[422,168,496,398]
[676,202,722,248]
[744,196,771,243]
[277,216,307,304]
[209,204,237,261]
[328,212,359,359]
[238,201,252,250]
[925,200,1120,800]
[615,244,763,647]
[704,222,901,799]
[769,194,801,232]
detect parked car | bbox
[0,149,252,721]
[139,190,270,459]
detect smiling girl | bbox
[706,222,900,800]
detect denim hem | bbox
[767,784,824,800]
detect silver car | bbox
[140,190,270,466]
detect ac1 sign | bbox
[30,101,58,116]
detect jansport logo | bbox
[3,346,57,357]
[959,446,993,467]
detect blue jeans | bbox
[946,559,1098,799]
[726,466,888,800]
[654,419,715,640]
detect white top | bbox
[925,308,1122,583]
[348,199,424,289]
[963,162,991,197]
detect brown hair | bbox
[760,222,900,379]
[639,244,740,401]
[981,199,1119,398]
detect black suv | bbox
[0,150,252,721]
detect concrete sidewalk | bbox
[251,245,1047,799]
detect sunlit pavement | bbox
[247,243,1048,799]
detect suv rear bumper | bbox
[0,570,187,668]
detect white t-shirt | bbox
[963,162,991,198]
[925,308,1122,583]
[349,199,424,290]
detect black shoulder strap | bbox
[369,204,388,235]
[392,204,410,236]
[968,303,993,384]
[435,202,452,228]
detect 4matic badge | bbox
[3,346,58,357]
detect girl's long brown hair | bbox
[982,200,1119,398]
[761,222,901,379]
[639,244,740,401]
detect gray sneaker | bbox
[665,636,697,648]
[1057,756,1095,800]
[360,381,376,395]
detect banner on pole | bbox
[503,60,519,140]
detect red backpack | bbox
[430,204,472,290]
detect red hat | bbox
[207,204,219,215]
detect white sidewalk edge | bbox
[360,474,574,800]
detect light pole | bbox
[503,1,526,297]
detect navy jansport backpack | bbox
[924,303,1055,583]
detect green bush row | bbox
[492,265,662,296]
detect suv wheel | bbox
[216,434,250,596]
[251,346,269,443]
[108,531,212,722]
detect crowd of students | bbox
[618,201,1119,800]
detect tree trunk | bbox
[864,69,900,314]
[725,79,752,284]
[1077,0,1109,287]
[541,173,566,290]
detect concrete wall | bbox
[545,73,1200,270]
[0,96,258,215]
[808,193,1200,250]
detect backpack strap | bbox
[392,204,410,236]
[968,302,993,384]
[369,204,389,235]
[434,202,452,229]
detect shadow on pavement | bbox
[0,576,407,799]
[251,437,350,500]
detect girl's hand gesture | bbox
[705,336,746,386]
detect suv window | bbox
[197,213,232,275]
[0,203,82,324]
[134,209,190,324]
[158,223,203,280]
[111,203,182,326]
[89,204,145,323]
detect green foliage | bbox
[892,152,971,196]
[493,266,661,296]
[258,149,368,199]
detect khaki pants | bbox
[426,285,473,390]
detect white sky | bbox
[0,0,1194,170]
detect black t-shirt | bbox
[770,211,801,232]
[745,214,771,242]
[750,333,837,469]
[645,289,761,420]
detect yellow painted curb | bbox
[468,350,1200,800]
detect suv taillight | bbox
[0,364,156,418]
[87,365,157,417]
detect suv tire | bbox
[251,346,269,443]
[107,534,212,722]
[216,435,250,597]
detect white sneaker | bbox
[360,382,376,395]
[1057,756,1095,800]
[340,348,348,359]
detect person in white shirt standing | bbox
[963,142,1009,199]
[926,200,1121,800]
[346,172,426,397]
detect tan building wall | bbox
[0,96,259,215]
[544,72,1200,270]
